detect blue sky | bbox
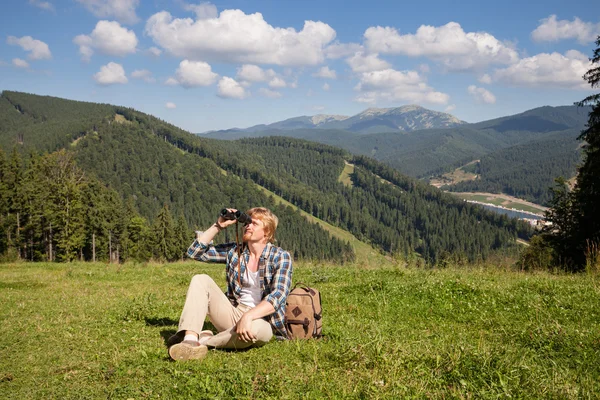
[1,0,598,132]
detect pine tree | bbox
[542,36,600,270]
[152,204,178,261]
[41,150,87,261]
[174,214,189,261]
[0,149,9,255]
[5,148,24,259]
[571,36,600,268]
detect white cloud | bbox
[165,77,179,86]
[169,60,219,88]
[131,69,155,83]
[467,85,496,104]
[494,50,591,89]
[217,77,248,99]
[165,102,177,109]
[29,0,54,12]
[12,58,30,69]
[478,74,492,84]
[419,64,430,74]
[145,9,336,66]
[532,15,600,44]
[259,88,282,98]
[7,36,52,60]
[73,20,137,62]
[93,62,128,85]
[324,42,363,59]
[364,22,518,71]
[445,104,456,112]
[183,2,218,20]
[236,64,276,82]
[75,0,140,25]
[346,52,391,73]
[312,105,326,111]
[322,83,330,91]
[268,77,286,88]
[313,66,337,79]
[147,47,162,57]
[355,68,449,105]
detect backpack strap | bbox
[292,282,317,296]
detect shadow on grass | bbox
[145,317,178,326]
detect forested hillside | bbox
[0,91,354,263]
[0,91,531,264]
[444,130,582,205]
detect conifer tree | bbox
[152,204,178,261]
[174,214,189,261]
[571,36,600,267]
[0,149,8,255]
[543,36,600,270]
[40,150,87,261]
[5,148,24,258]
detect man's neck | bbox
[247,240,267,258]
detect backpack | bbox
[284,283,322,339]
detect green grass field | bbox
[1,261,599,399]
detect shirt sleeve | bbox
[264,250,293,311]
[186,239,235,263]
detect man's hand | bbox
[235,314,257,343]
[217,208,239,229]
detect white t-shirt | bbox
[239,268,262,307]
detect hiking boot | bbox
[168,340,208,361]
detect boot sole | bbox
[169,343,208,361]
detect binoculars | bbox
[220,208,252,225]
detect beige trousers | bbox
[178,274,273,349]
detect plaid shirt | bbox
[187,239,293,339]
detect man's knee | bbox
[190,274,213,287]
[253,321,273,344]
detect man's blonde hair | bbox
[247,207,278,243]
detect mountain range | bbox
[205,104,589,205]
[212,105,466,135]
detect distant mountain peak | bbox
[214,104,466,135]
[310,114,349,125]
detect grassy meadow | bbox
[1,260,599,399]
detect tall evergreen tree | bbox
[40,150,87,261]
[152,204,178,262]
[174,214,189,261]
[542,36,600,270]
[571,36,600,267]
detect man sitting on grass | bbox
[168,207,293,361]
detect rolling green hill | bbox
[0,91,531,264]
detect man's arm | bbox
[187,210,239,262]
[236,301,276,342]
